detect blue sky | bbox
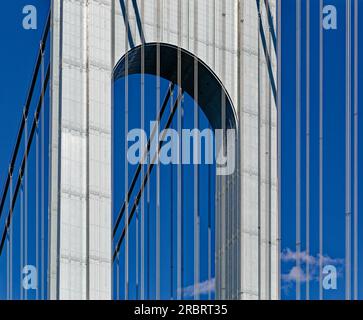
[0,0,362,300]
[281,0,363,299]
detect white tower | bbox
[49,0,278,300]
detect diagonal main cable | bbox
[0,66,50,257]
[113,82,175,238]
[113,90,184,262]
[256,0,277,104]
[0,12,50,222]
[263,0,277,54]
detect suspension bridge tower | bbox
[49,0,279,300]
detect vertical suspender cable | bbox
[208,156,212,300]
[206,0,212,301]
[111,0,115,301]
[319,0,324,301]
[306,0,311,300]
[41,42,45,300]
[20,182,24,300]
[269,0,273,299]
[156,0,161,301]
[213,0,220,299]
[145,8,150,296]
[296,0,301,300]
[257,0,262,300]
[226,170,230,298]
[5,170,9,299]
[147,154,150,299]
[170,85,174,300]
[9,170,13,300]
[221,0,227,300]
[237,0,245,299]
[36,106,39,300]
[56,0,64,300]
[277,0,282,299]
[345,0,352,301]
[7,169,12,300]
[85,0,91,300]
[133,5,147,300]
[140,0,145,300]
[193,0,200,301]
[181,1,186,300]
[6,204,9,300]
[231,3,235,299]
[177,0,182,300]
[48,30,52,299]
[24,112,28,301]
[147,92,150,302]
[116,254,120,299]
[166,0,170,42]
[181,95,185,300]
[353,0,359,301]
[220,134,225,299]
[124,0,130,300]
[136,205,139,299]
[265,0,272,299]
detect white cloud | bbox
[281,248,344,284]
[281,248,317,265]
[281,266,307,283]
[319,254,344,266]
[180,278,215,298]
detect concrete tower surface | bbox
[49,0,278,300]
